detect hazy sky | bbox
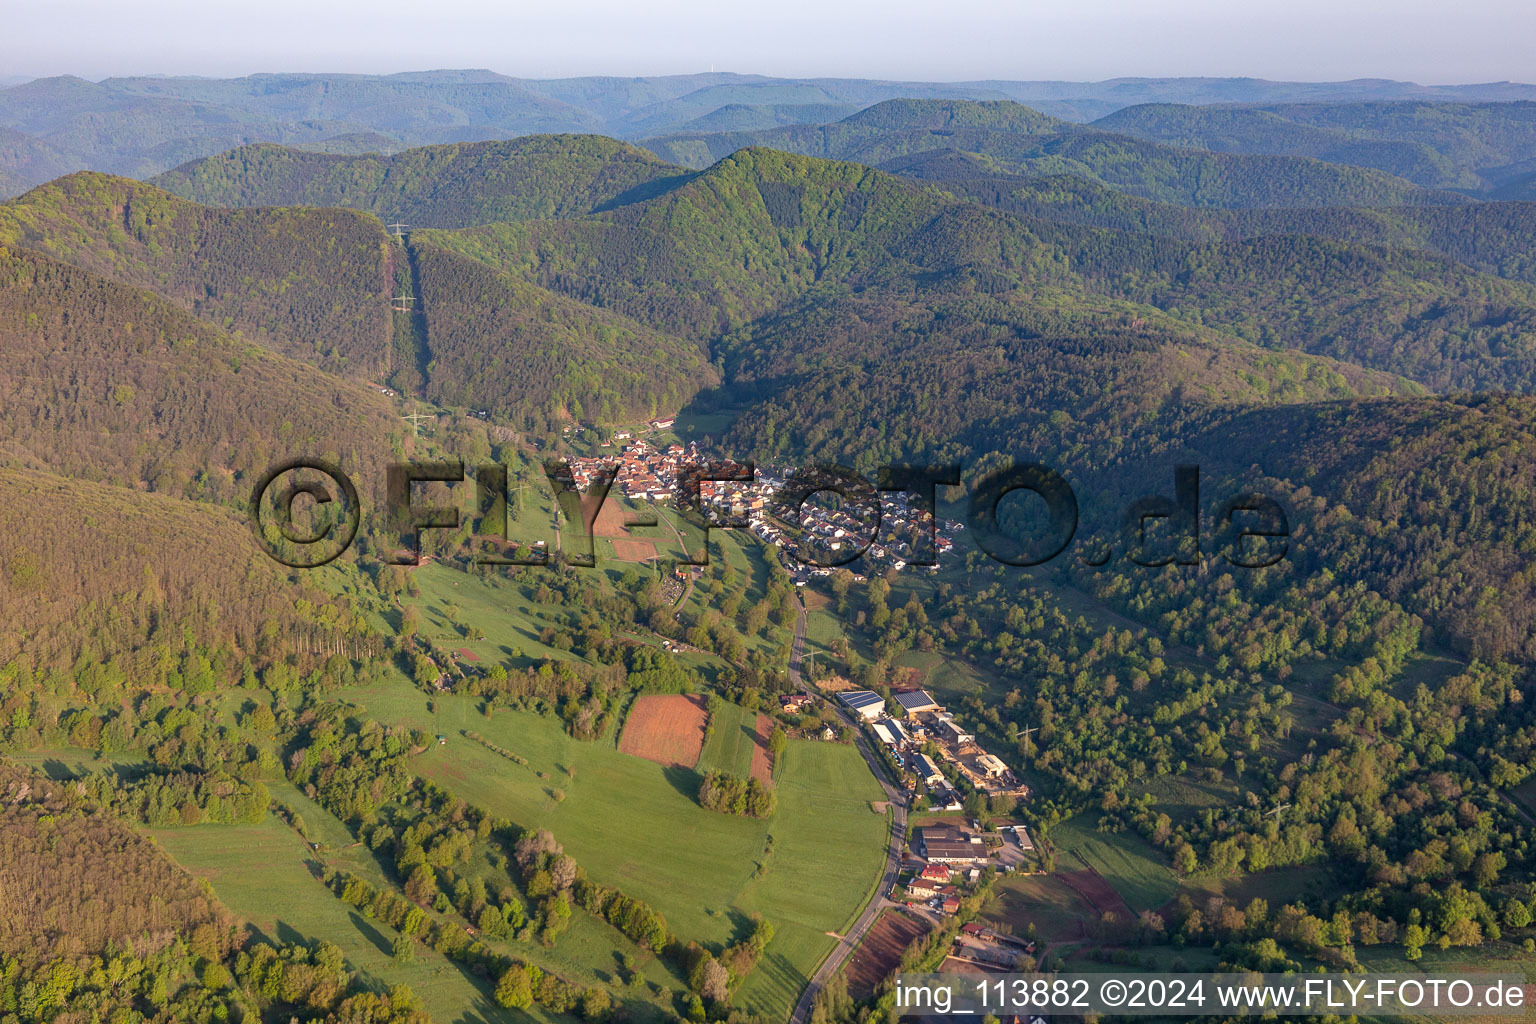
[7,0,1535,83]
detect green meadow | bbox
[149,814,554,1024]
[152,784,685,1024]
[698,701,761,777]
[335,674,889,1021]
[1049,815,1178,913]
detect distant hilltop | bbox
[5,69,1536,196]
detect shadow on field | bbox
[345,910,393,956]
[662,764,702,803]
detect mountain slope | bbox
[407,240,717,426]
[415,148,950,339]
[421,146,1536,393]
[0,173,393,375]
[0,173,708,426]
[642,99,1464,209]
[886,152,1536,285]
[0,244,401,498]
[0,465,372,669]
[1092,103,1471,189]
[0,126,76,199]
[151,136,691,228]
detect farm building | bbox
[893,689,940,714]
[921,826,989,865]
[915,753,945,786]
[870,721,902,746]
[976,753,1009,778]
[932,714,974,745]
[838,690,885,721]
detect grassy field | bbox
[6,745,146,778]
[1175,865,1340,911]
[698,701,760,777]
[148,814,561,1024]
[403,561,585,668]
[153,788,686,1024]
[1511,778,1536,819]
[337,675,888,1021]
[1135,774,1242,825]
[1049,815,1178,913]
[982,873,1095,944]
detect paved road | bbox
[788,598,911,1024]
[788,594,810,687]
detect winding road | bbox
[787,597,910,1024]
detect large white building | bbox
[838,690,885,721]
[893,689,941,714]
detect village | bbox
[562,422,960,582]
[565,427,1047,978]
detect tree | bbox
[392,933,414,963]
[404,864,438,905]
[201,962,230,991]
[551,853,579,890]
[700,958,730,1004]
[495,966,533,1010]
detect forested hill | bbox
[420,146,1536,394]
[151,136,692,228]
[0,466,377,670]
[0,125,74,203]
[640,99,1463,209]
[7,71,1536,198]
[0,170,715,428]
[0,172,394,375]
[0,244,402,498]
[885,153,1536,285]
[1094,100,1536,193]
[406,240,717,425]
[414,148,951,339]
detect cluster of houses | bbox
[767,491,959,579]
[556,423,970,581]
[838,688,1028,807]
[567,438,711,502]
[900,823,1036,915]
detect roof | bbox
[934,715,973,739]
[893,689,940,711]
[919,864,950,880]
[838,690,885,711]
[923,839,988,862]
[870,721,900,746]
[921,825,966,841]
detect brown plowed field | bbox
[618,694,707,768]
